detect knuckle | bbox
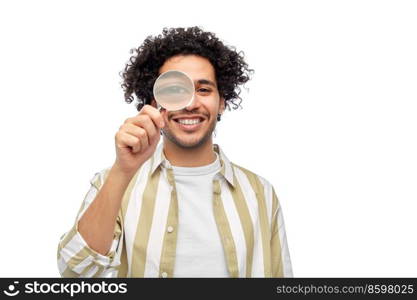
[137,129,146,138]
[141,114,151,122]
[120,123,131,132]
[133,136,140,144]
[136,115,146,124]
[142,104,157,116]
[140,105,150,114]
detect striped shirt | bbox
[57,142,293,278]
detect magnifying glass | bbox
[153,70,195,111]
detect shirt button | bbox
[167,226,174,233]
[161,272,168,278]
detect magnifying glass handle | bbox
[156,104,164,133]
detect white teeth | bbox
[178,119,201,125]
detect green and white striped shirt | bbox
[57,142,293,278]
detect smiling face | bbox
[156,55,225,149]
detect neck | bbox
[163,137,216,167]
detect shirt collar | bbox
[150,141,236,188]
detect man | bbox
[57,26,293,278]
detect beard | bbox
[161,113,217,149]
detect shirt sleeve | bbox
[270,187,293,277]
[57,169,124,278]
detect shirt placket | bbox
[158,166,179,278]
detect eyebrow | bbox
[196,79,217,88]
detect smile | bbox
[171,116,206,131]
[176,118,202,125]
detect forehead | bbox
[159,55,216,82]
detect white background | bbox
[0,0,416,277]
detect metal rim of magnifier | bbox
[153,70,195,111]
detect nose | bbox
[184,94,202,112]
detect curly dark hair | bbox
[120,26,253,111]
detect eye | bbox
[197,88,212,94]
[158,85,190,95]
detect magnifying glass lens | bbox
[153,70,194,111]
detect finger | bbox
[128,115,158,142]
[122,122,150,147]
[125,124,149,152]
[139,105,165,129]
[136,127,149,153]
[122,125,149,153]
[116,131,140,152]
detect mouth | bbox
[171,115,206,132]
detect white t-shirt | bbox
[171,153,229,277]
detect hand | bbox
[113,105,165,176]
